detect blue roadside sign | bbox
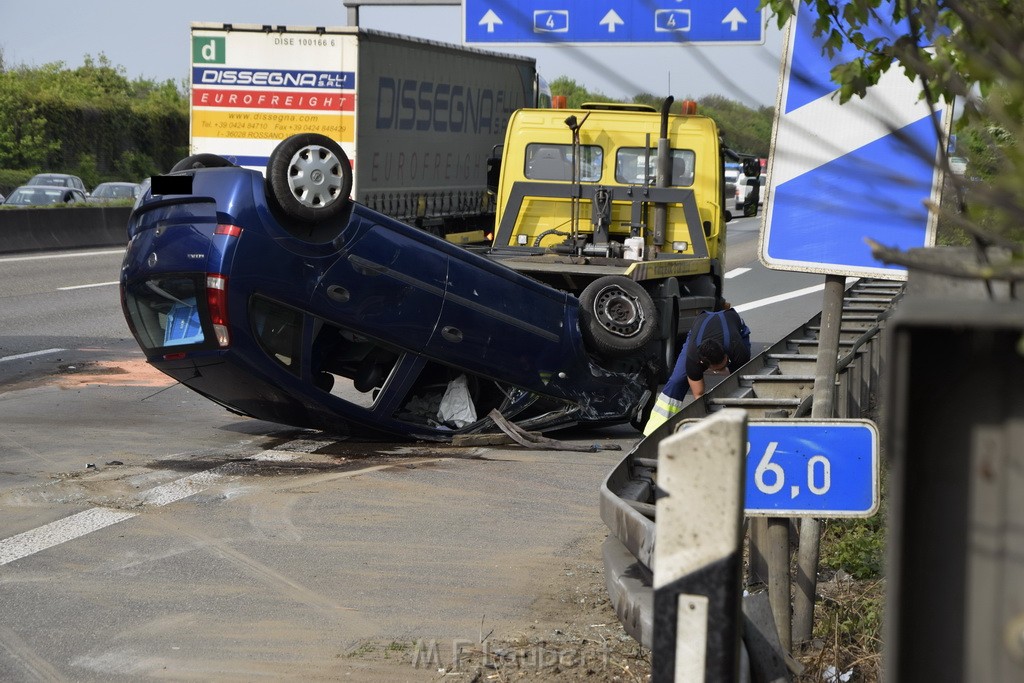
[464,0,764,45]
[760,3,949,278]
[744,420,879,517]
[681,418,880,516]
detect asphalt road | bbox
[0,214,832,680]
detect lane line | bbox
[0,508,138,566]
[0,249,123,264]
[0,348,66,363]
[724,267,751,279]
[734,283,827,313]
[0,456,436,566]
[57,281,119,291]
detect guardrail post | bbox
[653,409,747,681]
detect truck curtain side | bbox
[189,23,539,240]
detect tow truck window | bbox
[524,143,602,182]
[615,148,696,186]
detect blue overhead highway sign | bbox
[464,0,764,45]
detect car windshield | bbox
[6,188,66,205]
[29,175,69,187]
[95,184,136,198]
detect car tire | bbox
[266,133,352,225]
[578,276,658,358]
[170,153,236,173]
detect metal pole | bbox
[792,274,846,643]
[766,518,791,652]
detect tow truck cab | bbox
[487,100,728,381]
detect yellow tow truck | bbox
[486,97,732,384]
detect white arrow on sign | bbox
[722,8,747,31]
[478,9,503,33]
[599,9,625,33]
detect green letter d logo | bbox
[193,37,226,64]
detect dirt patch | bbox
[53,358,174,388]
[342,529,652,682]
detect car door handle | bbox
[441,326,463,343]
[326,285,350,303]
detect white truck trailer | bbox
[189,23,546,241]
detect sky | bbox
[0,1,785,108]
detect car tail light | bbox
[206,274,230,347]
[215,224,243,238]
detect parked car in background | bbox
[89,181,142,203]
[949,156,968,176]
[3,185,87,206]
[120,135,650,440]
[723,162,741,203]
[734,174,767,216]
[27,173,89,194]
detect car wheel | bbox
[169,153,235,173]
[578,276,658,358]
[266,133,352,225]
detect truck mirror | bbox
[486,157,501,193]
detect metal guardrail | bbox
[599,278,905,648]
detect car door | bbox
[423,248,571,391]
[308,210,447,355]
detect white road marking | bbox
[57,281,119,291]
[0,249,123,264]
[724,267,751,278]
[0,348,66,363]
[734,283,826,313]
[0,508,137,566]
[0,454,424,566]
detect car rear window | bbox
[123,276,208,351]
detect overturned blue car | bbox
[120,134,652,440]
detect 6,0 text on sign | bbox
[682,419,879,517]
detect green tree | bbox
[550,76,609,108]
[0,56,188,183]
[0,70,60,169]
[761,0,1024,274]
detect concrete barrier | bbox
[0,206,131,254]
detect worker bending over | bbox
[643,304,751,435]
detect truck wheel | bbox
[266,133,353,225]
[578,276,658,358]
[170,153,235,173]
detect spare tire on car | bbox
[578,275,658,358]
[266,133,353,225]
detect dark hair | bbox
[697,339,726,369]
